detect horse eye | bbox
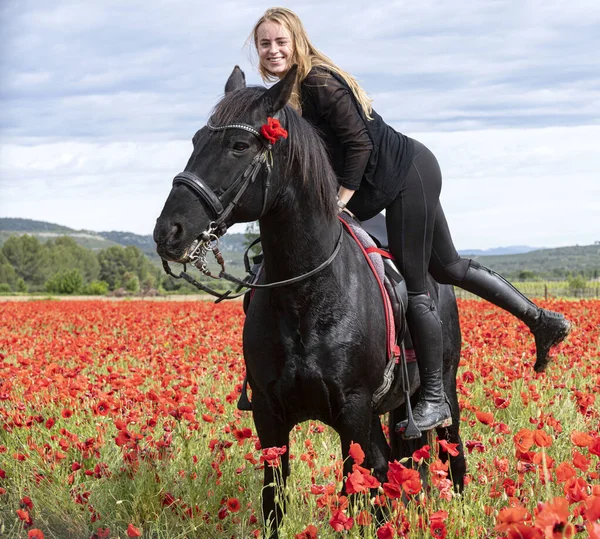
[233,142,250,152]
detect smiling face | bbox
[256,20,294,78]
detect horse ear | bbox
[225,65,246,93]
[262,64,298,114]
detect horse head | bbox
[153,65,297,263]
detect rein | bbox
[160,117,343,301]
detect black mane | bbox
[211,86,338,219]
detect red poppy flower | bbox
[584,496,600,521]
[382,481,403,499]
[349,441,365,465]
[533,429,552,448]
[430,509,449,538]
[495,506,529,532]
[260,445,287,467]
[295,524,318,539]
[475,410,494,425]
[329,509,354,532]
[514,428,535,453]
[430,520,447,539]
[28,530,44,539]
[564,477,588,503]
[376,521,395,539]
[535,497,575,539]
[260,117,288,145]
[349,466,380,494]
[555,461,576,483]
[227,497,241,512]
[494,396,511,409]
[126,523,142,537]
[590,437,600,457]
[570,431,593,447]
[437,438,460,456]
[572,449,590,472]
[587,522,600,539]
[412,444,431,463]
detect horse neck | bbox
[258,182,339,283]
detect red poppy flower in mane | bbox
[261,117,288,145]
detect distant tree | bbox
[141,274,156,293]
[45,269,84,294]
[97,245,159,290]
[568,275,587,293]
[244,221,261,259]
[46,236,100,282]
[0,283,11,293]
[123,272,140,293]
[517,270,538,281]
[83,280,109,295]
[16,277,28,293]
[0,251,18,290]
[2,235,50,287]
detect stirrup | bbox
[399,400,422,440]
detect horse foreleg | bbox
[389,401,431,487]
[251,397,290,538]
[436,381,466,492]
[369,412,391,482]
[335,399,388,491]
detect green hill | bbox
[1,217,599,281]
[0,217,247,255]
[0,217,249,275]
[471,244,600,280]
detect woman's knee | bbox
[429,257,471,286]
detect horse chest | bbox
[247,320,364,422]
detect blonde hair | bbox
[249,7,373,119]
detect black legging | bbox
[386,139,470,295]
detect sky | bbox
[1,0,599,250]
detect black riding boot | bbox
[397,293,452,433]
[461,261,571,372]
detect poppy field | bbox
[0,298,599,538]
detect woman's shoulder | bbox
[302,66,348,92]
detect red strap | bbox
[365,247,394,260]
[339,218,396,360]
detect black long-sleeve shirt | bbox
[300,67,414,220]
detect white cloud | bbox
[1,0,599,248]
[1,125,598,248]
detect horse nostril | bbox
[170,223,183,240]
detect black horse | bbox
[154,66,465,534]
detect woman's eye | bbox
[233,142,249,152]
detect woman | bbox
[249,8,571,432]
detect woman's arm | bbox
[304,72,373,192]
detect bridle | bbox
[175,119,274,250]
[160,115,343,302]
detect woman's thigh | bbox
[386,141,442,294]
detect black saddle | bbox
[361,212,389,249]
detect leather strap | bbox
[173,172,224,218]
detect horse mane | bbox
[210,86,338,219]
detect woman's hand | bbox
[337,187,355,213]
